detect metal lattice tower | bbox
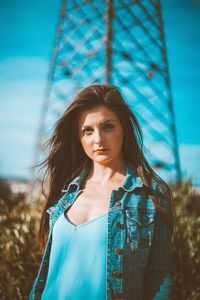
[32,0,181,190]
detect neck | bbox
[86,158,126,185]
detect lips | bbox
[94,148,108,152]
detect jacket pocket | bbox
[125,207,155,251]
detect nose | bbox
[94,129,103,144]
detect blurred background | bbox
[0,0,200,190]
[0,0,200,299]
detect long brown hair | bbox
[38,83,175,250]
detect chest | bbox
[64,186,114,226]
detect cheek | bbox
[80,137,92,152]
[109,129,123,144]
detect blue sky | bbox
[0,0,200,185]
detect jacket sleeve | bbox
[143,184,176,300]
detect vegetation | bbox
[171,180,200,300]
[0,179,43,300]
[0,178,199,299]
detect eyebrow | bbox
[81,119,118,129]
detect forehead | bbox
[78,105,119,126]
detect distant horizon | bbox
[1,165,199,188]
[1,173,200,191]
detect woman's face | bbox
[78,105,124,165]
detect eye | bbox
[82,128,93,135]
[103,123,114,129]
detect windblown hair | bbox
[38,83,174,250]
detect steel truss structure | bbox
[32,0,181,192]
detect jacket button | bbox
[116,193,122,199]
[115,201,121,206]
[112,290,123,298]
[115,222,123,228]
[115,247,123,255]
[112,270,122,278]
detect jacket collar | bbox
[121,161,143,191]
[62,161,143,193]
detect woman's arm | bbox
[143,187,176,300]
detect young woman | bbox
[29,84,175,300]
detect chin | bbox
[95,157,111,163]
[93,155,117,165]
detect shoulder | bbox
[151,178,174,220]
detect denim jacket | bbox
[29,161,174,300]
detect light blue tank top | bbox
[41,210,108,300]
